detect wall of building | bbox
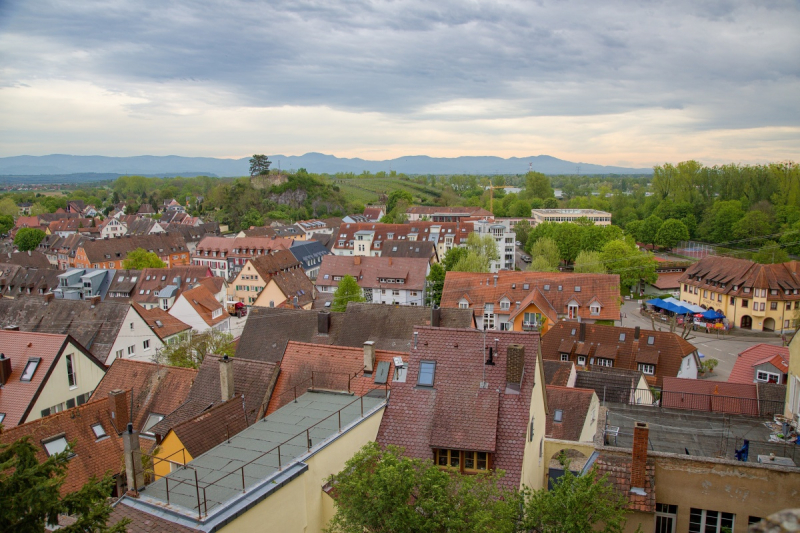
[254,280,290,308]
[519,356,551,491]
[676,353,699,380]
[218,406,385,533]
[786,334,800,423]
[27,341,106,423]
[153,432,193,480]
[106,305,165,365]
[578,393,600,442]
[230,262,267,304]
[680,285,796,333]
[168,296,208,333]
[511,304,553,335]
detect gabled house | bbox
[133,303,192,346]
[544,385,599,444]
[191,236,293,280]
[131,265,213,310]
[99,217,127,239]
[440,271,621,333]
[0,264,60,298]
[376,326,549,490]
[169,284,230,333]
[315,255,428,306]
[75,234,190,269]
[730,344,789,385]
[289,239,330,280]
[0,331,106,426]
[381,239,439,264]
[331,221,473,260]
[253,269,315,309]
[228,249,301,305]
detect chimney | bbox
[43,293,54,303]
[493,275,498,287]
[634,326,640,340]
[431,305,441,327]
[630,421,649,494]
[388,257,392,266]
[220,354,235,401]
[0,353,11,386]
[363,341,376,373]
[579,322,586,342]
[90,295,100,306]
[354,256,361,265]
[506,344,525,384]
[318,310,330,334]
[122,423,145,492]
[108,389,130,433]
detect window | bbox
[756,370,780,383]
[66,354,77,389]
[596,358,613,367]
[0,413,5,424]
[20,358,41,381]
[638,363,655,375]
[590,304,600,315]
[500,300,510,311]
[127,345,135,356]
[553,409,563,422]
[142,413,165,436]
[760,302,765,311]
[742,299,748,308]
[560,353,569,362]
[418,361,436,386]
[143,339,150,351]
[43,436,70,457]
[619,333,626,342]
[463,451,488,472]
[577,355,586,366]
[459,302,469,309]
[689,508,734,533]
[749,517,763,527]
[655,503,678,533]
[435,448,460,469]
[115,349,124,360]
[91,423,107,439]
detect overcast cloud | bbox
[0,0,798,166]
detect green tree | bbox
[625,219,644,242]
[600,239,656,291]
[426,263,446,306]
[525,172,553,199]
[509,199,532,217]
[543,198,559,209]
[0,214,13,234]
[156,330,235,368]
[655,219,689,250]
[530,237,560,270]
[442,247,468,271]
[697,200,744,243]
[0,197,18,217]
[520,462,640,533]
[122,248,166,269]
[528,256,558,272]
[14,227,45,251]
[386,190,414,214]
[30,203,49,215]
[639,215,663,249]
[240,209,265,230]
[332,275,365,312]
[0,436,128,533]
[513,220,532,248]
[249,154,272,176]
[464,232,499,264]
[573,250,606,273]
[325,442,520,533]
[751,241,789,264]
[732,210,773,244]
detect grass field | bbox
[329,178,441,205]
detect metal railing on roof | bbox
[147,384,388,520]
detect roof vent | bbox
[0,353,11,386]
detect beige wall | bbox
[680,285,795,333]
[219,406,385,533]
[519,349,551,491]
[27,341,106,423]
[578,393,600,442]
[253,279,290,309]
[230,261,267,304]
[787,333,800,421]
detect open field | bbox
[329,177,441,205]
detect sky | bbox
[0,0,798,167]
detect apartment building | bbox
[192,236,293,280]
[229,249,302,304]
[74,234,190,269]
[331,221,474,262]
[472,219,516,271]
[316,255,428,306]
[405,205,493,222]
[531,208,612,226]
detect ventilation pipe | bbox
[220,354,235,401]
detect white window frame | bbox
[143,339,151,351]
[560,353,569,362]
[756,370,780,383]
[638,363,655,375]
[689,508,734,533]
[66,353,77,389]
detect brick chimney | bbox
[363,341,376,373]
[506,344,525,384]
[108,389,130,434]
[431,305,441,327]
[0,353,11,386]
[220,355,235,401]
[318,310,330,334]
[122,423,144,492]
[354,256,361,265]
[634,326,640,340]
[630,421,649,494]
[579,322,586,342]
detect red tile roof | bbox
[545,386,595,441]
[680,256,800,300]
[271,269,315,308]
[376,327,541,489]
[316,255,428,291]
[109,501,201,532]
[361,207,384,221]
[0,331,103,426]
[729,343,789,384]
[169,395,249,458]
[661,377,759,415]
[651,271,683,290]
[332,221,474,254]
[541,322,698,388]
[592,454,656,513]
[267,341,404,414]
[131,303,191,341]
[132,266,213,306]
[193,236,293,257]
[441,271,621,322]
[178,285,227,327]
[246,249,301,279]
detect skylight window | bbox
[619,333,626,342]
[142,413,164,435]
[417,361,436,387]
[43,436,69,457]
[20,358,41,382]
[91,423,107,439]
[647,336,655,345]
[554,409,563,423]
[0,413,5,424]
[570,328,576,336]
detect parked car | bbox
[515,241,522,246]
[227,301,247,318]
[521,255,531,262]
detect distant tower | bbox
[528,162,533,172]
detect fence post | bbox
[278,445,282,471]
[194,469,201,520]
[241,467,246,493]
[165,477,170,506]
[338,410,341,433]
[203,487,208,516]
[307,428,311,451]
[360,395,364,417]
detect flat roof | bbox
[532,209,610,215]
[139,391,385,518]
[604,404,795,465]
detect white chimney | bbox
[363,341,376,373]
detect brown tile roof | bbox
[193,236,293,257]
[106,269,142,299]
[592,454,656,513]
[574,367,645,402]
[679,256,800,299]
[651,271,683,290]
[543,360,573,386]
[81,234,188,264]
[109,501,201,532]
[169,395,249,458]
[131,266,212,306]
[332,221,474,254]
[49,218,94,234]
[316,255,428,291]
[0,331,100,426]
[381,240,438,261]
[150,355,278,437]
[235,304,475,362]
[541,322,698,388]
[545,386,595,441]
[271,269,315,308]
[178,285,226,327]
[406,206,492,217]
[242,226,278,237]
[376,327,541,489]
[137,203,156,214]
[267,341,404,414]
[0,396,126,495]
[361,207,384,220]
[90,359,197,433]
[729,343,789,384]
[5,250,52,269]
[441,271,621,322]
[0,264,60,297]
[247,249,301,279]
[661,377,759,415]
[132,303,191,340]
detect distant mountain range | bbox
[0,153,653,178]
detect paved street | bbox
[230,313,248,338]
[619,300,784,382]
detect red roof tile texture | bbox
[545,386,595,441]
[178,285,226,327]
[440,271,621,323]
[376,327,541,490]
[729,343,789,384]
[109,502,201,533]
[132,303,191,341]
[170,395,249,458]
[680,256,800,299]
[592,454,656,513]
[661,377,759,416]
[316,255,428,291]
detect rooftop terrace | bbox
[139,390,386,520]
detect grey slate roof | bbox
[289,240,330,271]
[381,240,438,261]
[0,297,130,364]
[574,368,642,404]
[235,303,475,363]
